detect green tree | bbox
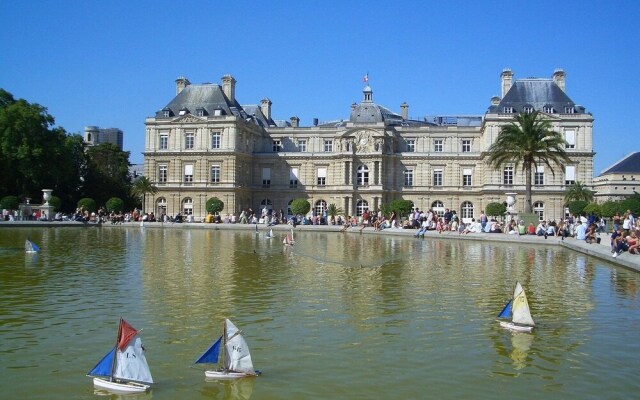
[486,111,570,213]
[600,201,619,218]
[82,143,132,207]
[290,198,311,216]
[106,197,124,213]
[77,198,97,213]
[206,197,224,214]
[131,176,158,212]
[485,202,506,217]
[327,203,344,220]
[0,89,76,200]
[619,197,640,216]
[583,202,601,216]
[0,195,19,210]
[567,200,588,216]
[564,181,594,203]
[389,199,413,217]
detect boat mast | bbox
[221,320,227,371]
[109,318,123,382]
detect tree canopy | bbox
[486,111,570,213]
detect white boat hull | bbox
[205,370,256,380]
[93,377,150,393]
[499,321,534,333]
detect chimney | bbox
[260,98,272,119]
[221,74,236,102]
[175,76,190,95]
[501,68,513,98]
[290,116,299,128]
[400,102,409,120]
[553,69,566,92]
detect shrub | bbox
[290,198,311,216]
[389,199,414,217]
[0,195,19,210]
[567,200,588,216]
[600,201,618,218]
[583,203,601,217]
[48,195,62,211]
[485,202,506,217]
[619,197,640,216]
[106,197,124,213]
[77,198,97,213]
[206,197,224,214]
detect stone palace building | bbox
[143,69,594,222]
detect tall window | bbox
[315,200,327,216]
[433,169,443,187]
[543,106,555,113]
[289,168,299,188]
[356,200,369,216]
[156,197,167,215]
[260,198,273,208]
[184,164,193,182]
[535,166,544,185]
[404,169,413,187]
[434,139,443,152]
[158,165,167,183]
[262,168,271,187]
[272,140,282,152]
[533,201,545,221]
[210,165,220,183]
[185,132,194,149]
[503,107,514,113]
[357,165,369,186]
[461,139,471,152]
[317,167,327,186]
[565,165,576,185]
[523,106,534,114]
[182,198,193,215]
[407,139,415,152]
[159,134,168,150]
[564,106,575,114]
[461,201,474,219]
[565,129,576,149]
[503,166,514,185]
[462,168,472,187]
[297,139,307,152]
[324,139,333,152]
[211,131,221,149]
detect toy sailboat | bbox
[194,319,260,379]
[25,238,39,253]
[87,318,154,393]
[283,229,295,246]
[497,282,535,333]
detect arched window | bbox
[182,197,193,215]
[315,200,327,216]
[357,165,369,186]
[156,197,167,216]
[432,200,445,217]
[461,201,474,220]
[287,199,294,216]
[533,201,544,221]
[260,199,273,207]
[356,200,369,216]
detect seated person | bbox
[536,221,547,236]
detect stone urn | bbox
[506,193,517,212]
[42,189,53,205]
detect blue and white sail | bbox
[25,239,39,253]
[498,282,535,332]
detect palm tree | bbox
[564,181,594,203]
[131,176,158,213]
[327,203,344,223]
[486,111,571,214]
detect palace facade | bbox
[143,69,594,222]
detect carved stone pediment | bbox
[173,115,205,124]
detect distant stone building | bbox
[84,126,124,150]
[593,152,640,202]
[143,70,594,222]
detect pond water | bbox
[0,227,638,399]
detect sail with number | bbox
[498,282,535,332]
[195,319,259,379]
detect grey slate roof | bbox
[156,84,249,120]
[488,79,586,114]
[600,152,640,175]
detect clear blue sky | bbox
[1,1,638,174]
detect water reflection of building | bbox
[143,69,593,222]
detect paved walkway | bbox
[2,220,639,273]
